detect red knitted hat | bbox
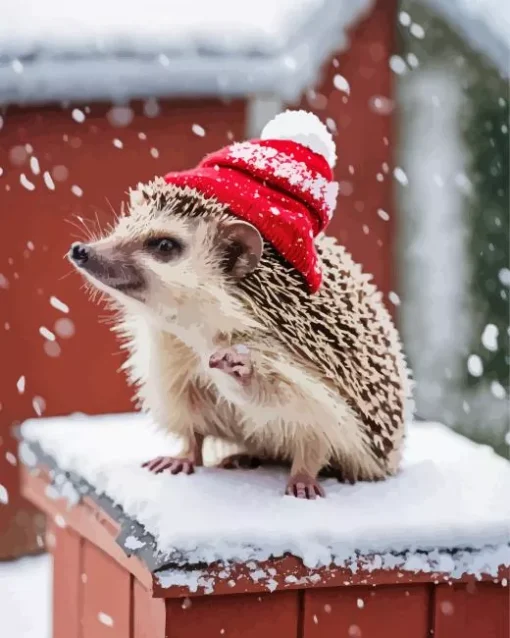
[164,110,339,293]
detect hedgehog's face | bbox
[67,189,263,326]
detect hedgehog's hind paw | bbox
[217,453,262,469]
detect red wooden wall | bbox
[0,0,398,558]
[48,523,509,638]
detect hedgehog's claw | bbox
[285,473,325,499]
[142,456,195,475]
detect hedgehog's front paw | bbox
[142,456,195,475]
[209,344,253,385]
[285,473,325,499]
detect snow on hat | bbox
[164,109,339,293]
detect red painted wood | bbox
[303,585,431,637]
[301,0,398,301]
[21,466,154,590]
[49,521,83,638]
[165,591,300,638]
[81,540,133,638]
[434,582,510,638]
[0,98,246,557]
[133,580,166,638]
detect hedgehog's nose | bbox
[69,242,90,264]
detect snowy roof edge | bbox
[0,2,373,105]
[19,435,169,573]
[419,0,510,77]
[18,429,510,582]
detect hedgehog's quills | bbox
[68,179,414,499]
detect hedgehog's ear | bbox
[218,220,263,279]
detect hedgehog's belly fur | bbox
[201,362,393,482]
[119,285,405,483]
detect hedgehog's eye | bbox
[144,237,183,260]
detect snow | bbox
[0,0,373,103]
[228,141,338,220]
[333,74,351,94]
[20,412,510,581]
[261,110,337,168]
[0,554,52,638]
[49,296,69,314]
[0,483,9,504]
[420,0,510,78]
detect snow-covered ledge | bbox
[18,412,510,593]
[0,0,373,104]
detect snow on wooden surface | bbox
[20,412,510,576]
[0,554,52,638]
[0,0,372,103]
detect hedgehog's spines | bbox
[125,183,412,475]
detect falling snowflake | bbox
[498,268,510,287]
[0,484,8,505]
[52,165,69,182]
[98,613,114,627]
[43,171,55,190]
[399,11,411,26]
[144,99,160,118]
[50,296,70,313]
[389,55,407,75]
[481,324,499,352]
[490,381,506,400]
[467,354,483,377]
[410,23,425,39]
[39,326,56,341]
[30,156,40,175]
[20,173,35,191]
[393,167,409,186]
[54,318,75,339]
[107,106,134,128]
[369,96,394,115]
[71,109,86,123]
[5,452,17,466]
[16,375,26,394]
[389,291,401,306]
[192,124,206,137]
[333,74,350,95]
[32,396,46,416]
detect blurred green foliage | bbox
[399,0,509,456]
[463,85,509,392]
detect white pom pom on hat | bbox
[260,109,337,169]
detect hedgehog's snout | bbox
[69,242,90,265]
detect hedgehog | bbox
[68,110,413,499]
